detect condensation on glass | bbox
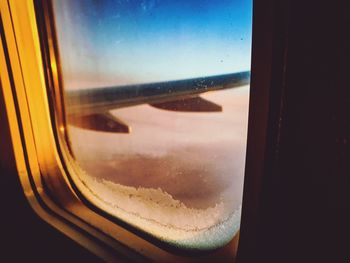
[52,0,252,250]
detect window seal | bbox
[33,0,241,258]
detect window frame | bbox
[1,0,268,261]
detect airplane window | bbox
[52,0,252,250]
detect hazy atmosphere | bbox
[53,0,252,249]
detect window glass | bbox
[52,0,252,250]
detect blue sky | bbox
[54,0,252,87]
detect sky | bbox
[53,0,252,89]
[51,0,252,248]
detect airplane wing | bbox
[65,71,250,133]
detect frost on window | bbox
[52,0,252,250]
